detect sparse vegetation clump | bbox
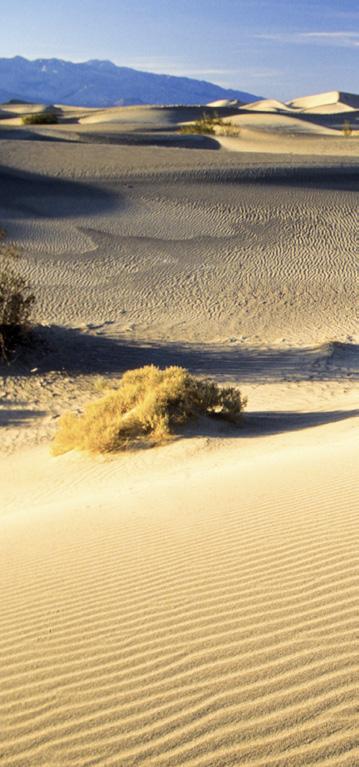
[22,112,58,125]
[180,113,217,136]
[53,365,246,455]
[0,231,35,360]
[179,112,240,137]
[342,120,353,137]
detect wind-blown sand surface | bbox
[1,412,358,766]
[0,101,358,765]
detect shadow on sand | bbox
[5,326,358,384]
[0,127,77,143]
[0,401,46,428]
[179,407,359,440]
[180,165,359,193]
[0,166,122,219]
[240,408,358,436]
[1,331,358,438]
[78,131,221,150]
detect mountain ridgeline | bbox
[0,57,260,107]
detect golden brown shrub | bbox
[53,365,246,455]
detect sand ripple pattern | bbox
[1,438,358,766]
[0,156,357,345]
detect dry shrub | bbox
[53,365,246,455]
[342,120,352,137]
[179,112,224,136]
[22,112,58,125]
[179,117,216,136]
[0,232,35,360]
[179,113,240,138]
[219,122,241,137]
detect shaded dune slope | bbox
[0,155,357,345]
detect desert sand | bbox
[0,91,358,766]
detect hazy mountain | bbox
[0,56,260,107]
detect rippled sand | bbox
[0,124,358,766]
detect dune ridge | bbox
[287,90,359,112]
[1,88,358,139]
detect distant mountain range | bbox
[0,57,260,107]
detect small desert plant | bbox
[22,112,58,125]
[219,122,241,137]
[342,120,352,137]
[53,365,246,455]
[0,232,35,360]
[180,112,240,138]
[179,113,218,136]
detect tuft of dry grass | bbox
[52,365,246,455]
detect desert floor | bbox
[0,111,358,766]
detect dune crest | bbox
[287,90,359,112]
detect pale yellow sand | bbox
[217,125,359,156]
[1,398,358,766]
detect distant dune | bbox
[243,91,359,116]
[244,98,294,113]
[287,90,359,112]
[206,98,243,108]
[78,104,241,127]
[1,89,358,156]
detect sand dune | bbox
[288,90,359,112]
[217,127,358,156]
[0,92,358,766]
[0,101,57,114]
[0,143,357,345]
[1,90,358,155]
[79,105,208,126]
[222,111,337,132]
[244,98,294,113]
[207,98,242,108]
[0,102,240,128]
[1,90,358,149]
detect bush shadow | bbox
[178,407,359,440]
[6,326,358,384]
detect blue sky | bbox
[3,0,358,98]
